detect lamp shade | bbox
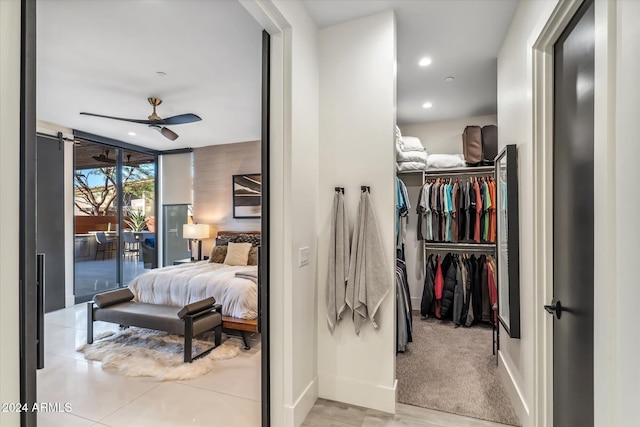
[183,224,210,240]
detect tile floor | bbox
[302,399,514,427]
[41,305,511,427]
[38,303,261,427]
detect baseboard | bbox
[498,350,529,426]
[65,294,75,308]
[284,376,318,427]
[318,373,397,414]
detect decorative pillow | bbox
[247,247,258,266]
[209,246,228,264]
[223,242,252,266]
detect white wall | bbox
[193,141,262,255]
[496,1,559,425]
[400,114,497,155]
[317,11,397,414]
[160,152,192,205]
[612,0,640,423]
[0,0,22,424]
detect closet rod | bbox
[424,166,494,177]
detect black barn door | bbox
[551,0,595,425]
[36,135,66,312]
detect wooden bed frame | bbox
[215,231,261,350]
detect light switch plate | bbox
[299,247,310,267]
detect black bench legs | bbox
[184,312,222,363]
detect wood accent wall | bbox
[75,215,118,234]
[193,140,261,256]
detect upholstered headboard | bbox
[215,230,261,247]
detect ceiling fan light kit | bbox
[79,97,201,141]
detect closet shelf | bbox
[425,242,496,252]
[424,166,494,177]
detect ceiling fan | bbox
[92,149,116,165]
[80,97,201,141]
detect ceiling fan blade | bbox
[80,112,156,125]
[159,113,202,125]
[160,127,179,141]
[81,112,201,126]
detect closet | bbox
[395,159,520,426]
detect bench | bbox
[87,288,222,363]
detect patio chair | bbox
[95,231,116,260]
[122,231,139,260]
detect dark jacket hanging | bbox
[440,254,456,318]
[421,254,436,318]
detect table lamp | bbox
[182,223,210,261]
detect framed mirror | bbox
[495,144,520,338]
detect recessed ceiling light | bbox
[128,131,136,136]
[419,57,432,67]
[444,76,455,82]
[156,71,167,77]
[422,102,433,109]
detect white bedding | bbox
[127,261,258,319]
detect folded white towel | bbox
[396,161,427,172]
[426,154,466,169]
[398,136,425,153]
[396,150,428,163]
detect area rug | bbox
[396,316,521,426]
[77,328,242,381]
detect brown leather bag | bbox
[462,126,483,166]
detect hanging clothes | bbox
[420,252,497,327]
[417,175,497,243]
[396,178,410,257]
[326,189,350,333]
[396,259,413,352]
[346,190,391,335]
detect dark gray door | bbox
[36,136,66,312]
[552,0,594,425]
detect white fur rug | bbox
[77,328,241,381]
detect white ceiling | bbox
[37,0,263,151]
[37,1,518,151]
[303,0,519,124]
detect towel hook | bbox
[361,186,370,193]
[334,187,344,194]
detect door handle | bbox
[36,253,45,369]
[544,298,562,319]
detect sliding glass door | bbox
[121,149,157,281]
[73,141,157,303]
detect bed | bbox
[127,231,261,349]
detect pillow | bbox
[426,153,466,169]
[223,242,252,266]
[399,136,425,153]
[209,246,228,264]
[247,247,258,266]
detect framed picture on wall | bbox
[232,173,261,218]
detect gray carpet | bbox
[397,315,521,426]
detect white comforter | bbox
[127,261,258,319]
